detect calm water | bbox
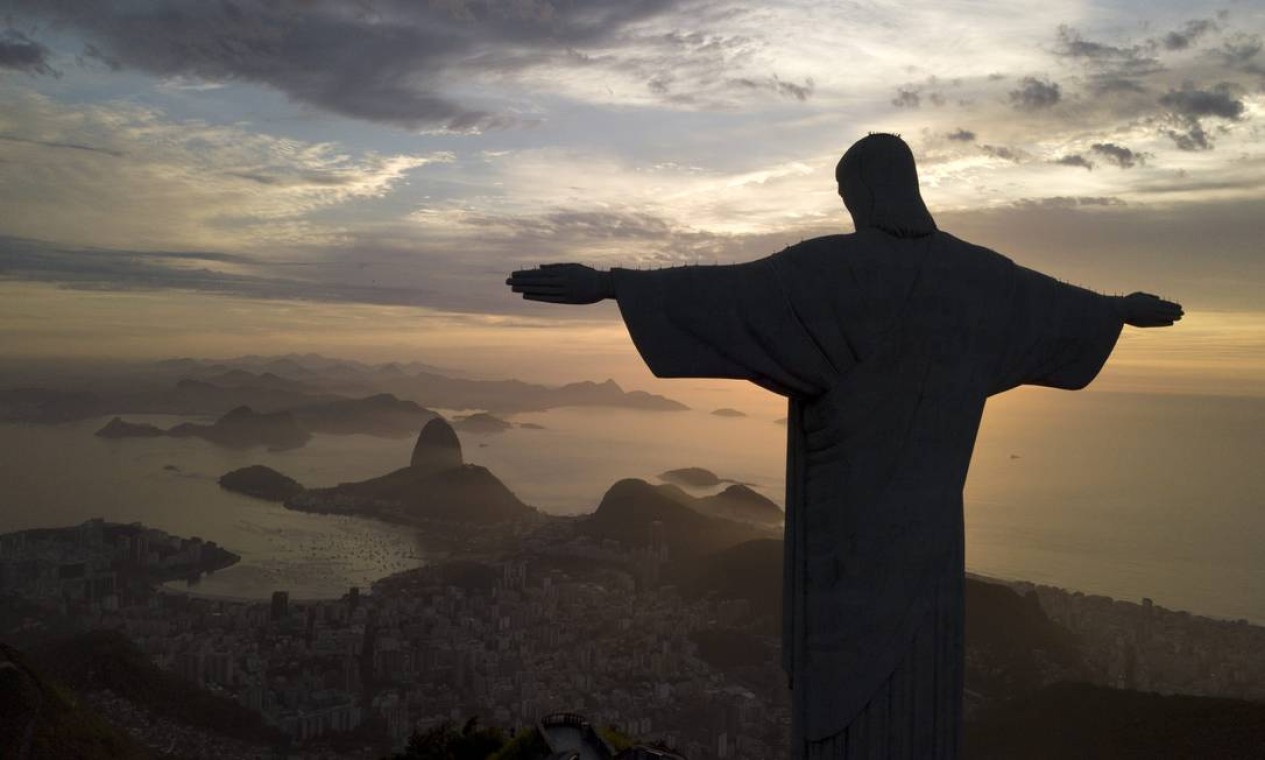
[1,391,1262,622]
[0,415,427,600]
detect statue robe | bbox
[612,229,1123,759]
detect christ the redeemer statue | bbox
[506,133,1182,759]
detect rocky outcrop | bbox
[410,417,463,473]
[286,417,534,525]
[454,412,513,434]
[218,466,305,502]
[95,417,164,438]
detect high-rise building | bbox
[271,590,289,621]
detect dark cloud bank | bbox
[9,0,814,130]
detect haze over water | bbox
[1,388,1261,623]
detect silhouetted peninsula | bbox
[289,464,531,524]
[168,406,310,450]
[95,417,164,438]
[218,465,305,503]
[710,407,747,417]
[453,412,513,434]
[287,416,533,525]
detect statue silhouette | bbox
[507,133,1182,759]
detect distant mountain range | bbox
[1,354,687,432]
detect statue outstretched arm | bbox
[506,263,614,305]
[1109,292,1184,328]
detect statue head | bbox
[836,133,937,238]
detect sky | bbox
[1,0,1262,401]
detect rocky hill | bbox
[690,484,783,528]
[95,417,164,438]
[2,631,286,759]
[292,464,532,524]
[218,465,305,502]
[168,405,310,450]
[581,479,772,563]
[411,416,463,473]
[287,417,533,525]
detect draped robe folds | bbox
[611,229,1123,758]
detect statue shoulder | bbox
[774,234,857,261]
[934,231,1015,267]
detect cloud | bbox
[0,91,449,250]
[1054,25,1161,78]
[1054,154,1093,170]
[1008,76,1060,110]
[0,28,58,77]
[1010,196,1125,210]
[890,77,956,110]
[1160,20,1216,51]
[0,133,123,157]
[1089,142,1147,169]
[1159,83,1246,121]
[1088,76,1149,95]
[9,0,820,129]
[10,0,686,131]
[946,129,976,142]
[1216,34,1263,72]
[979,144,1025,162]
[1055,25,1145,63]
[0,235,436,306]
[892,87,921,109]
[1158,82,1245,151]
[727,75,815,102]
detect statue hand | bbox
[506,263,613,304]
[1114,292,1184,327]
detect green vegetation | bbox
[0,642,152,760]
[598,724,635,751]
[488,728,551,760]
[385,717,507,760]
[29,630,284,746]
